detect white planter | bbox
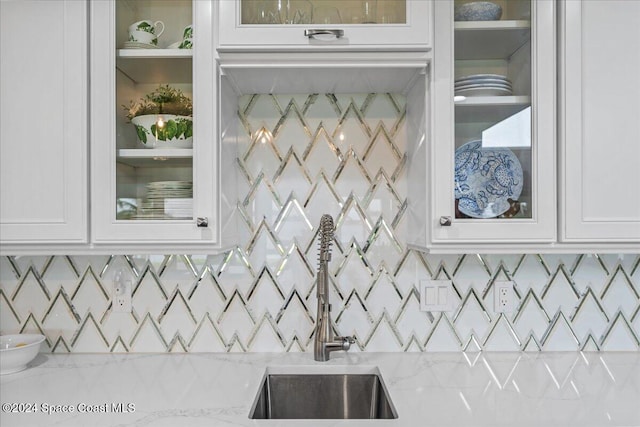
[130,114,193,148]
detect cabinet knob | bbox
[304,29,344,40]
[439,216,452,226]
[196,217,209,228]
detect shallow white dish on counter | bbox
[0,334,45,375]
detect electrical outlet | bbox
[113,272,132,313]
[494,281,514,313]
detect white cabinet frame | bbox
[217,0,432,51]
[0,0,88,248]
[90,0,220,250]
[425,0,556,248]
[559,0,640,244]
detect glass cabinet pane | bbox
[115,0,194,221]
[453,0,532,220]
[240,0,407,25]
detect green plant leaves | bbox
[123,84,193,121]
[147,118,192,142]
[165,119,178,139]
[176,117,193,138]
[176,119,187,139]
[134,124,148,144]
[150,123,165,140]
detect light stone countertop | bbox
[1,352,639,427]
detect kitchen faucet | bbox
[314,214,355,362]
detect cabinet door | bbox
[0,0,87,245]
[424,0,556,247]
[218,0,431,50]
[90,0,219,248]
[560,0,640,243]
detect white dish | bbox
[456,73,509,81]
[455,85,513,93]
[455,140,523,218]
[167,40,193,50]
[455,84,513,92]
[0,334,45,375]
[455,86,513,96]
[123,41,160,49]
[456,77,510,84]
[455,78,512,87]
[147,193,192,197]
[147,181,192,187]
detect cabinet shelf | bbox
[116,49,192,83]
[454,95,530,123]
[117,148,193,167]
[455,20,530,60]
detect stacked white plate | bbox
[135,181,193,220]
[123,41,160,49]
[455,74,513,96]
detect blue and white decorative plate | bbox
[454,140,523,218]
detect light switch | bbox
[420,280,454,312]
[426,286,437,305]
[438,286,448,305]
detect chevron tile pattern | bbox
[1,93,639,352]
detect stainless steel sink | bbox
[249,371,397,419]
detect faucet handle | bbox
[341,335,356,351]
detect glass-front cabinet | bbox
[90,0,219,248]
[414,0,555,248]
[218,0,431,49]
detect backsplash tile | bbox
[1,93,639,352]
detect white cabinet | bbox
[409,0,556,250]
[0,0,88,247]
[559,0,640,243]
[217,0,431,50]
[90,0,229,250]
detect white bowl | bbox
[130,114,193,148]
[454,2,503,21]
[0,334,46,375]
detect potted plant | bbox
[123,84,193,148]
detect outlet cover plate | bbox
[113,276,132,313]
[493,280,515,313]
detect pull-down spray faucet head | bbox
[318,214,334,264]
[317,214,334,300]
